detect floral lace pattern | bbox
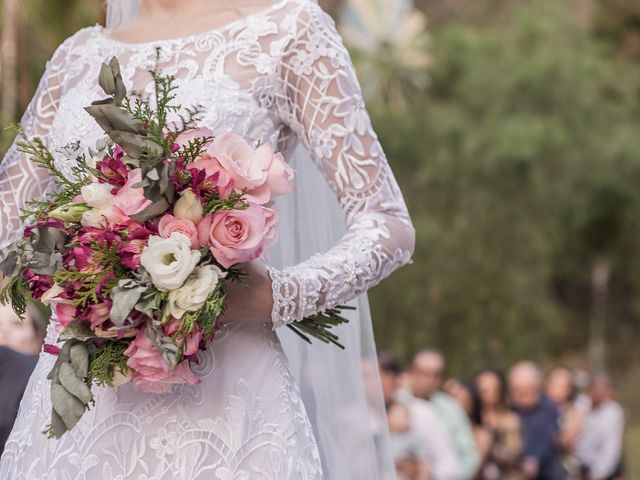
[0,0,413,478]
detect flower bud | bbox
[48,203,90,223]
[173,189,204,224]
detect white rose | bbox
[81,183,114,209]
[140,233,201,292]
[168,265,227,319]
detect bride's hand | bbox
[219,261,274,325]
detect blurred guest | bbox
[546,367,583,479]
[575,375,624,480]
[410,349,480,479]
[0,304,41,455]
[475,369,523,480]
[444,378,493,477]
[509,362,564,480]
[0,302,43,356]
[379,351,431,480]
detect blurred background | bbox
[1,0,639,478]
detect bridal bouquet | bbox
[0,58,349,438]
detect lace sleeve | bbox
[0,39,70,249]
[269,2,416,327]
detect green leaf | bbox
[58,362,93,404]
[130,198,171,222]
[48,409,68,439]
[108,131,163,159]
[59,322,95,342]
[50,383,87,431]
[85,104,141,135]
[109,281,147,326]
[0,241,23,276]
[97,57,127,105]
[69,342,90,378]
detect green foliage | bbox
[14,129,92,221]
[0,274,30,319]
[203,190,249,215]
[87,340,130,387]
[181,282,227,339]
[370,0,640,373]
[54,241,128,307]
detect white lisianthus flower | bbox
[168,265,227,319]
[140,233,201,292]
[80,183,114,209]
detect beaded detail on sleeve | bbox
[268,3,415,327]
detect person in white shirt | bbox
[379,351,463,480]
[404,395,466,480]
[575,375,625,480]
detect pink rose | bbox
[164,319,203,357]
[256,145,294,198]
[261,205,279,248]
[197,204,268,268]
[124,330,200,394]
[114,168,152,216]
[158,214,199,248]
[210,132,268,196]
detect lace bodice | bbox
[0,0,414,328]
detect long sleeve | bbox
[0,40,69,249]
[269,2,415,326]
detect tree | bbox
[369,0,640,374]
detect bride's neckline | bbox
[98,0,292,47]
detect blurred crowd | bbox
[380,349,626,480]
[0,303,43,455]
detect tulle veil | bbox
[105,1,395,478]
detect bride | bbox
[0,0,415,478]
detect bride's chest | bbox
[51,30,289,176]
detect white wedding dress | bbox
[0,1,414,478]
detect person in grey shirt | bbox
[576,375,625,480]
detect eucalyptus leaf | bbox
[58,363,93,404]
[47,340,73,381]
[109,131,163,159]
[98,62,116,96]
[51,383,86,431]
[0,243,22,276]
[109,57,127,104]
[110,282,147,326]
[130,198,171,222]
[49,409,68,439]
[69,342,89,378]
[59,322,95,342]
[30,226,68,253]
[85,104,141,135]
[27,251,62,276]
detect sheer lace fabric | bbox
[0,1,413,478]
